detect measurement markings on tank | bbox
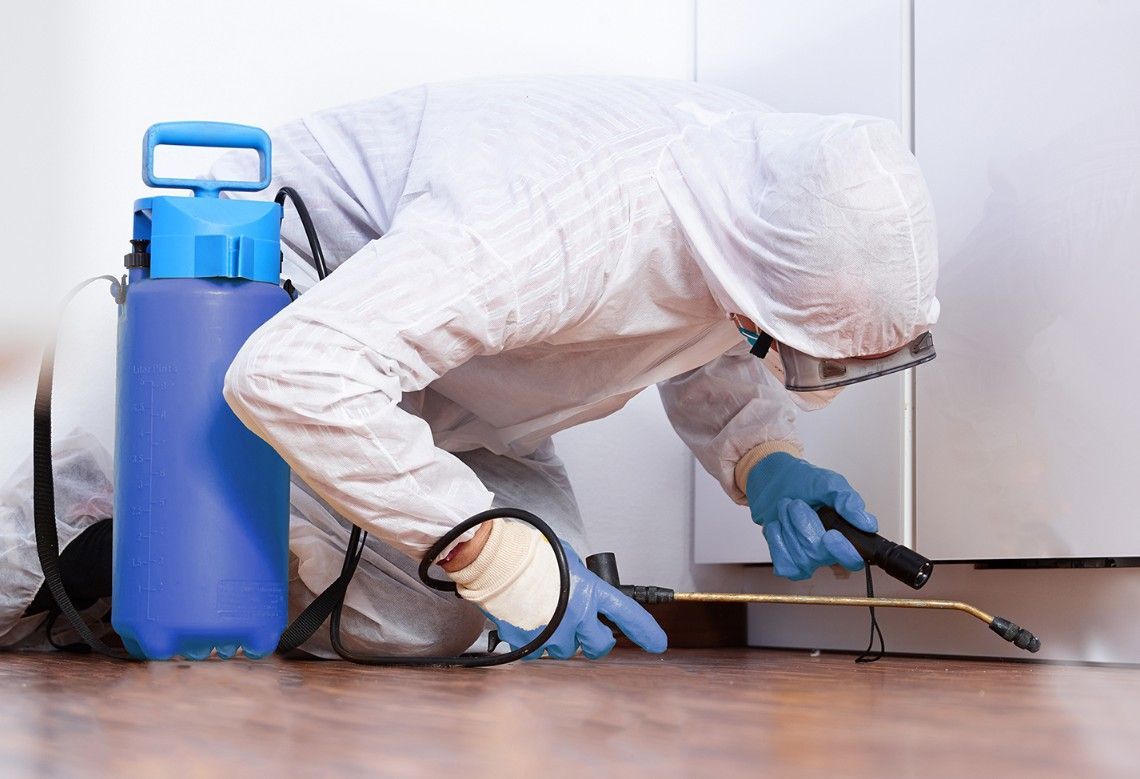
[139,377,172,618]
[147,379,156,618]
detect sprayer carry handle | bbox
[142,121,272,198]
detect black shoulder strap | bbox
[275,525,366,654]
[33,276,133,659]
[749,330,774,359]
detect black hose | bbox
[275,186,329,281]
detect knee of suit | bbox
[298,590,488,659]
[222,315,302,428]
[402,595,489,657]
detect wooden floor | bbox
[1,648,1137,778]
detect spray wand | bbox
[585,507,1041,654]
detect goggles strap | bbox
[748,331,774,359]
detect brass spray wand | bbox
[585,507,1041,654]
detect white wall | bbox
[2,1,747,592]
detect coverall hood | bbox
[658,110,940,360]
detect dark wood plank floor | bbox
[1,648,1137,777]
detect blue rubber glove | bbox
[745,452,878,580]
[488,540,668,660]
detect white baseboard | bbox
[744,563,1140,664]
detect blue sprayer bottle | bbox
[112,123,291,660]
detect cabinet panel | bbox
[693,0,907,562]
[915,0,1140,558]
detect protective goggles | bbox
[735,322,936,392]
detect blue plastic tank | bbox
[112,123,291,660]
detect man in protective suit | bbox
[2,77,938,657]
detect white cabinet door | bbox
[693,0,908,562]
[915,0,1140,559]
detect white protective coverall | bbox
[221,76,939,657]
[0,77,938,655]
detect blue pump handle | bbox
[143,121,272,198]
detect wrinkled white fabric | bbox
[0,429,114,648]
[216,76,939,556]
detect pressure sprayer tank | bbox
[112,122,291,660]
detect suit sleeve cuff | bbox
[734,440,803,495]
[445,517,559,631]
